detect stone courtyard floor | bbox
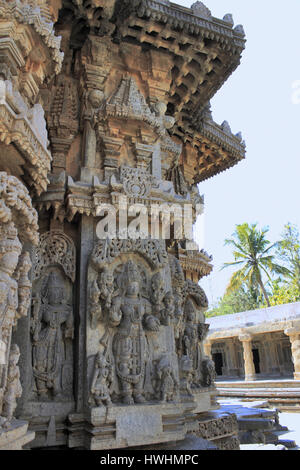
[218,398,300,450]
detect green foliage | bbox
[206,284,263,318]
[276,223,300,290]
[266,279,300,307]
[207,223,300,318]
[222,223,290,307]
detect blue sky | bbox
[176,0,300,305]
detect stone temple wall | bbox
[0,0,246,450]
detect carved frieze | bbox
[91,238,168,271]
[120,166,156,199]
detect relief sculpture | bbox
[31,271,74,400]
[31,231,76,402]
[110,261,160,405]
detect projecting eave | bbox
[195,118,246,183]
[112,0,246,132]
[179,114,246,185]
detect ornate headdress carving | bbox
[121,261,141,288]
[0,222,22,255]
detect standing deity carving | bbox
[178,280,211,391]
[0,345,22,428]
[31,272,74,400]
[0,224,21,357]
[0,223,22,422]
[31,231,76,402]
[110,261,160,405]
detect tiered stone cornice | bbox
[0,1,63,75]
[55,0,246,183]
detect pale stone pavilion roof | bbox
[207,302,300,338]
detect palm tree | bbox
[222,223,290,307]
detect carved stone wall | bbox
[0,0,247,450]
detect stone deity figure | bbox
[0,224,21,352]
[16,252,32,320]
[90,269,115,329]
[0,223,22,416]
[99,268,115,310]
[156,357,178,402]
[182,299,203,387]
[201,356,216,388]
[160,292,175,326]
[90,352,112,407]
[1,345,22,427]
[110,261,160,405]
[31,272,74,400]
[150,272,165,317]
[179,355,194,398]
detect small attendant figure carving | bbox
[150,272,165,317]
[160,292,175,326]
[90,280,102,330]
[1,345,22,427]
[179,356,194,398]
[90,352,112,407]
[16,251,32,320]
[90,269,115,329]
[156,357,178,403]
[99,269,115,309]
[201,356,216,388]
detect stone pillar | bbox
[226,341,239,377]
[267,335,280,376]
[0,173,38,448]
[285,328,300,380]
[239,334,256,381]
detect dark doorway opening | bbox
[213,353,223,376]
[252,349,261,374]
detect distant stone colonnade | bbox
[204,303,300,382]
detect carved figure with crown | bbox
[110,261,161,405]
[0,345,22,428]
[0,223,22,416]
[31,271,74,400]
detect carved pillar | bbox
[0,172,38,448]
[239,334,256,382]
[285,328,300,380]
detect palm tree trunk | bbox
[258,277,270,307]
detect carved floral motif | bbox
[33,231,76,283]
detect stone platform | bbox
[216,379,300,411]
[0,420,35,450]
[219,400,297,449]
